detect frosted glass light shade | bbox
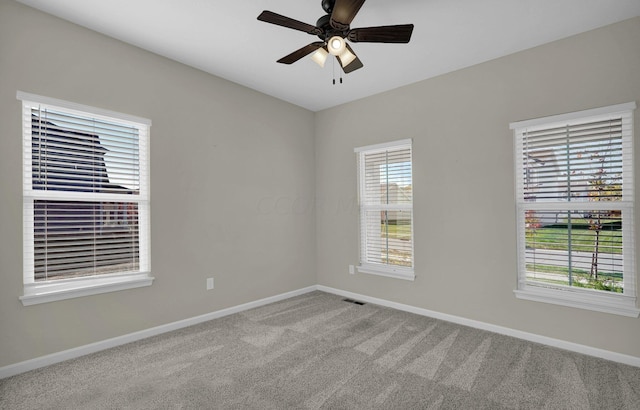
[311,47,329,67]
[339,48,356,67]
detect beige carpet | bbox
[1,291,639,409]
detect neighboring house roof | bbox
[31,115,134,194]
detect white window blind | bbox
[511,102,637,317]
[19,92,152,305]
[355,139,414,280]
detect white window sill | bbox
[357,264,415,281]
[514,283,639,318]
[20,272,154,306]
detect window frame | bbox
[18,91,153,306]
[511,102,638,317]
[355,139,415,281]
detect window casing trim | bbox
[355,139,415,280]
[509,102,636,130]
[356,264,415,281]
[17,91,151,126]
[511,102,637,317]
[18,91,152,305]
[354,138,413,154]
[19,272,153,306]
[514,286,639,318]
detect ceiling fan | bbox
[257,0,414,74]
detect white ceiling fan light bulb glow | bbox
[327,36,346,56]
[330,37,343,51]
[311,47,329,67]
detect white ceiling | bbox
[15,0,640,112]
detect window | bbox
[511,102,638,317]
[18,91,153,306]
[355,139,414,280]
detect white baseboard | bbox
[0,286,317,379]
[316,285,640,368]
[2,283,638,379]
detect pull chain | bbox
[332,57,336,85]
[331,57,344,85]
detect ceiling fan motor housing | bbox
[322,0,335,14]
[316,14,348,42]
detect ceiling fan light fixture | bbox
[311,47,329,67]
[327,35,346,56]
[258,1,414,74]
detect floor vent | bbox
[343,298,365,306]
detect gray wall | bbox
[315,17,640,358]
[0,0,316,368]
[1,0,639,369]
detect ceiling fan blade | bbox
[337,44,363,74]
[277,42,325,65]
[348,24,414,43]
[330,0,366,30]
[258,11,323,36]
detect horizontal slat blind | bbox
[520,118,630,203]
[523,209,624,290]
[22,98,149,282]
[357,141,413,269]
[513,105,634,295]
[30,107,141,195]
[516,110,633,204]
[362,148,413,207]
[31,200,140,280]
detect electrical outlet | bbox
[206,277,214,290]
[349,265,355,274]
